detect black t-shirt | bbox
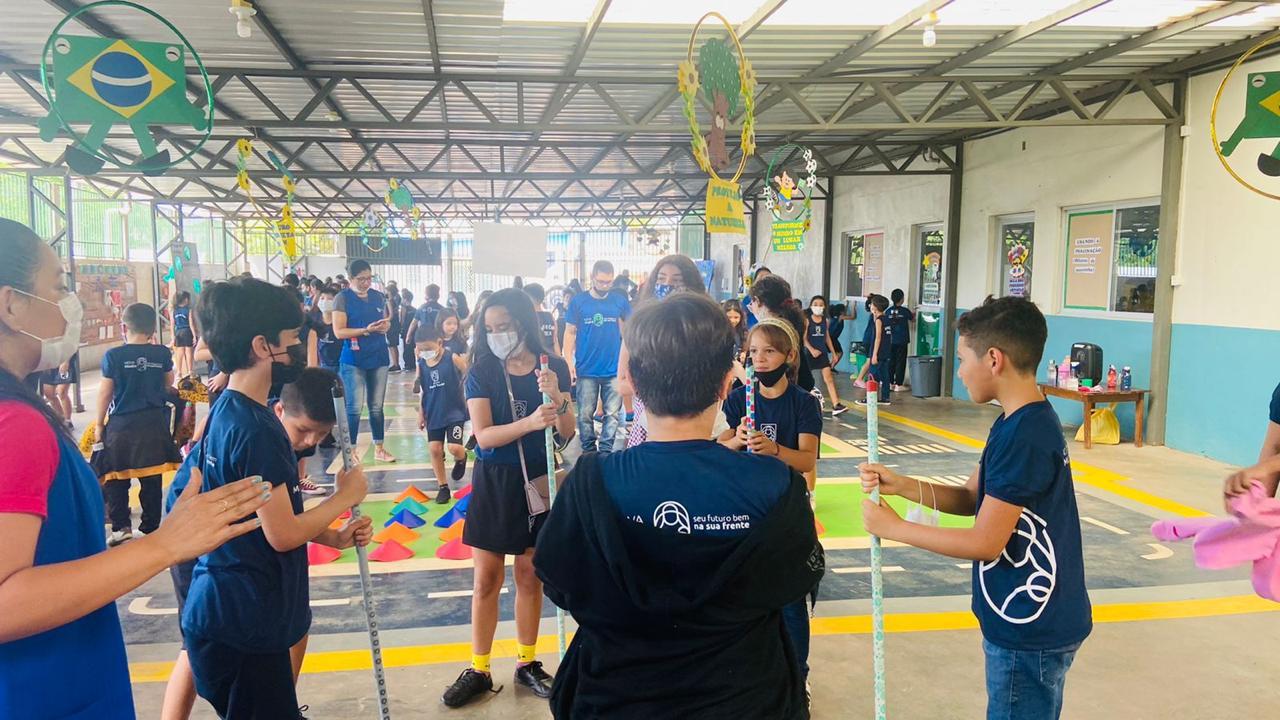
[723,382,822,451]
[536,310,556,353]
[465,354,571,468]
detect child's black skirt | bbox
[91,407,183,481]
[463,459,548,556]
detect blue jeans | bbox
[781,600,810,678]
[576,376,621,455]
[338,364,389,444]
[983,639,1082,720]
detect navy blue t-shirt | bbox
[723,382,823,451]
[537,310,556,353]
[179,390,310,653]
[173,306,191,332]
[419,352,468,430]
[444,334,468,356]
[974,400,1092,651]
[885,305,914,345]
[414,301,444,335]
[102,343,172,416]
[312,309,342,367]
[465,354,570,469]
[604,440,790,537]
[806,315,830,355]
[1270,381,1280,425]
[566,290,631,378]
[335,288,389,369]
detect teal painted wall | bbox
[1167,323,1280,467]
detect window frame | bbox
[1059,198,1160,322]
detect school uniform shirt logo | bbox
[127,356,165,372]
[450,426,463,442]
[428,370,444,389]
[978,507,1058,625]
[653,501,692,535]
[759,423,778,442]
[589,312,606,327]
[512,399,528,418]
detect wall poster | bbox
[863,231,884,296]
[74,261,137,346]
[1063,209,1115,310]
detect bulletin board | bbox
[1063,210,1114,311]
[863,231,885,296]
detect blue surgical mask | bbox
[653,283,675,300]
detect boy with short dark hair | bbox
[415,323,469,504]
[860,295,1091,720]
[536,293,823,719]
[92,302,183,546]
[885,288,915,392]
[856,295,892,406]
[523,282,561,357]
[179,277,370,718]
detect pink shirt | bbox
[0,402,59,518]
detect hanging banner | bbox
[771,220,806,252]
[74,260,136,346]
[705,178,747,234]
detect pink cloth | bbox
[1151,481,1280,601]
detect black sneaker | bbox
[832,403,849,417]
[465,434,477,451]
[442,668,498,708]
[514,661,554,698]
[297,705,310,720]
[451,453,468,482]
[436,484,452,504]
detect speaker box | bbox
[1071,342,1103,386]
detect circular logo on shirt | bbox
[135,356,150,372]
[979,508,1058,625]
[590,312,605,327]
[653,501,691,535]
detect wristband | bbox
[557,398,570,416]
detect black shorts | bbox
[41,355,78,386]
[809,351,831,370]
[187,637,298,719]
[91,407,183,481]
[170,560,196,649]
[427,423,465,444]
[174,328,194,348]
[462,460,547,556]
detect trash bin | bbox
[909,355,942,398]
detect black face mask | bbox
[755,363,789,388]
[271,343,307,386]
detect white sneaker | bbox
[299,476,327,496]
[107,530,132,547]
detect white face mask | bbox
[811,305,825,315]
[487,331,520,359]
[905,477,940,527]
[422,349,440,362]
[317,298,335,313]
[15,289,83,372]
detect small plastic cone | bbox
[307,543,342,565]
[814,516,826,537]
[453,484,472,500]
[433,504,466,529]
[440,519,465,542]
[384,509,426,529]
[372,522,420,545]
[435,537,472,560]
[369,539,414,562]
[395,486,430,504]
[392,497,429,516]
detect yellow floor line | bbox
[126,594,1280,683]
[860,407,1209,519]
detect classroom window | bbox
[1062,201,1159,314]
[843,231,865,297]
[1112,205,1159,313]
[917,225,944,306]
[998,216,1034,299]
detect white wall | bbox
[1177,59,1280,332]
[307,256,350,282]
[829,174,950,302]
[751,196,829,299]
[957,92,1166,312]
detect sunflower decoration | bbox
[680,12,756,184]
[677,59,700,96]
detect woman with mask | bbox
[442,289,575,709]
[330,260,396,463]
[0,219,271,718]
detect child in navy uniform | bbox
[861,296,1091,720]
[857,295,892,405]
[172,291,195,380]
[884,288,915,392]
[805,294,847,416]
[443,289,575,708]
[40,351,77,429]
[314,284,342,372]
[415,323,469,505]
[92,303,183,546]
[179,277,370,719]
[719,317,823,694]
[537,294,822,719]
[524,282,562,357]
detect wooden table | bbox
[1039,384,1148,449]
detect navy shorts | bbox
[187,637,298,720]
[427,423,465,444]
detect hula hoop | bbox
[1209,31,1280,201]
[39,0,215,173]
[681,11,756,184]
[763,143,817,223]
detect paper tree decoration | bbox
[38,1,213,176]
[678,12,756,182]
[384,179,423,240]
[358,206,389,253]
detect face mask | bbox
[653,283,676,300]
[487,331,520,359]
[905,478,940,527]
[15,290,83,372]
[317,298,335,313]
[755,363,789,388]
[270,342,306,386]
[811,305,825,315]
[422,349,440,362]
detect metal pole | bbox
[150,203,162,335]
[26,172,37,230]
[540,354,567,657]
[821,177,834,298]
[63,175,84,412]
[866,378,887,720]
[1148,78,1186,446]
[940,144,964,397]
[748,198,759,267]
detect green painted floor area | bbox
[820,442,840,456]
[360,404,411,419]
[330,496,458,563]
[815,482,973,537]
[356,434,471,470]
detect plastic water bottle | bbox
[1047,359,1057,386]
[351,335,361,352]
[1107,364,1118,390]
[1121,366,1132,391]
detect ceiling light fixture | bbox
[230,0,257,39]
[922,10,938,47]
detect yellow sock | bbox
[517,644,537,664]
[472,653,491,674]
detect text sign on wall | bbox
[863,232,884,295]
[770,219,806,252]
[704,178,747,235]
[1063,210,1114,311]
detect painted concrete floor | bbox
[68,371,1277,718]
